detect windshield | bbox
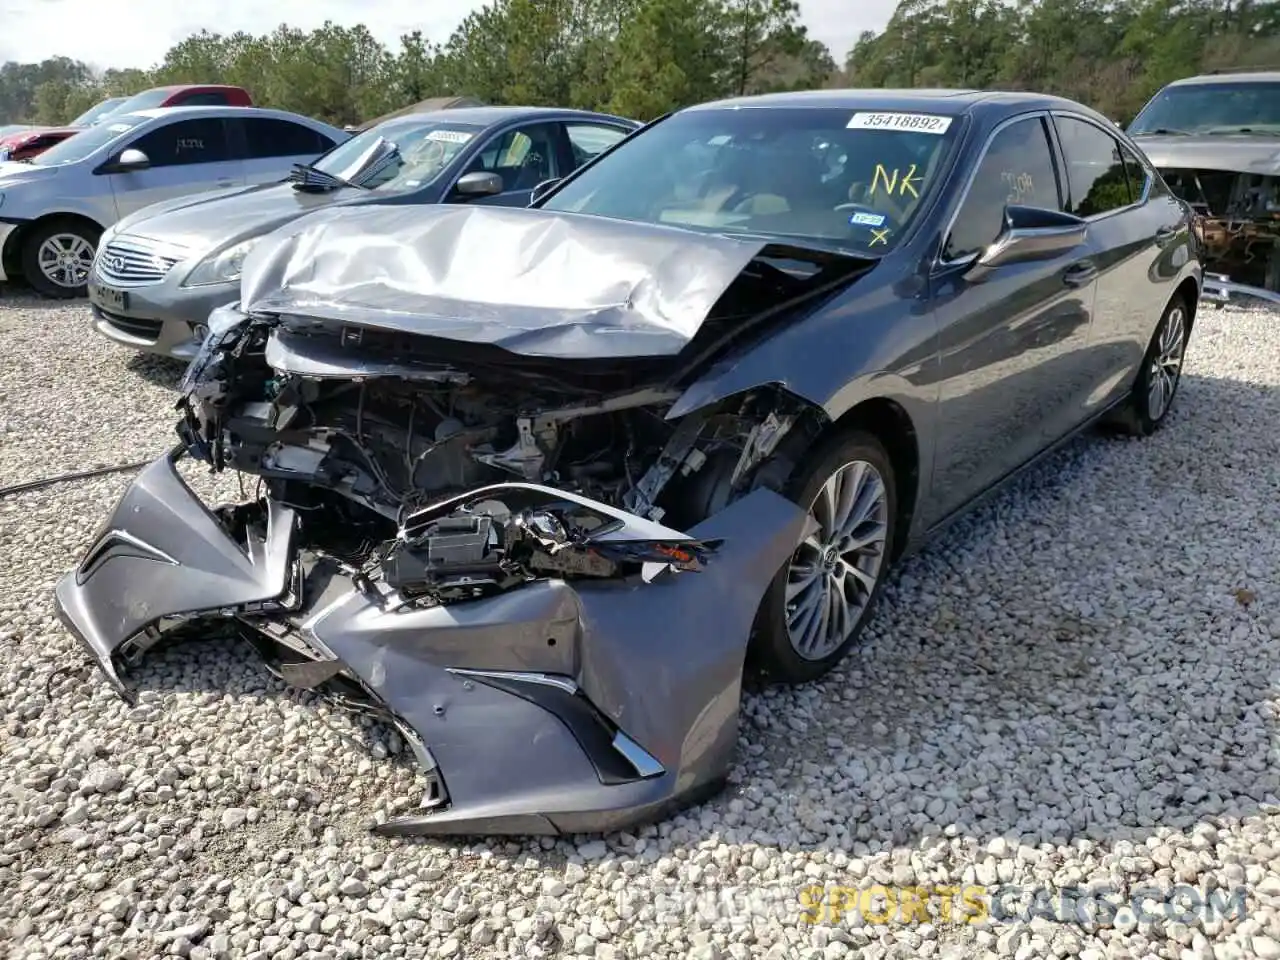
[30,115,147,166]
[1129,82,1280,135]
[540,106,958,253]
[110,88,178,114]
[312,118,485,190]
[71,97,127,127]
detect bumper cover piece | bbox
[54,452,812,836]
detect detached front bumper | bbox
[54,451,811,837]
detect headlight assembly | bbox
[183,238,258,288]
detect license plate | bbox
[92,283,128,312]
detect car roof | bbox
[122,106,334,125]
[1166,71,1280,86]
[380,105,637,127]
[684,87,1102,120]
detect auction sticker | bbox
[425,129,475,144]
[847,112,953,134]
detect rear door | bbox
[232,116,341,185]
[1050,112,1180,411]
[924,113,1098,525]
[446,121,567,207]
[106,116,245,219]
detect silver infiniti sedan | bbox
[0,106,346,299]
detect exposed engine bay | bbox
[175,297,835,607]
[1162,167,1280,294]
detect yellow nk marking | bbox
[870,227,890,246]
[871,163,921,198]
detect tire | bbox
[1105,294,1190,437]
[749,429,898,684]
[20,219,101,299]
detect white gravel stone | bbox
[2,292,1280,960]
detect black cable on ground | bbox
[0,459,152,499]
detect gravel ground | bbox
[2,290,1279,960]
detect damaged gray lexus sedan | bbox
[54,89,1202,838]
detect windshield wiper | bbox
[1137,127,1192,136]
[1204,126,1280,136]
[289,162,362,192]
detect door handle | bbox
[216,179,234,187]
[1063,260,1098,288]
[1154,225,1177,247]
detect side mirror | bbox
[452,171,503,198]
[964,205,1087,282]
[110,148,151,173]
[530,178,562,205]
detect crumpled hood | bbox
[1134,135,1280,175]
[239,204,771,360]
[119,180,358,253]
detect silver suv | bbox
[0,106,346,298]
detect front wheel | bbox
[21,219,100,299]
[1106,295,1190,437]
[750,430,897,684]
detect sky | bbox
[0,0,899,71]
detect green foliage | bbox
[1,1,1276,127]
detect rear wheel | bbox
[750,430,897,684]
[21,219,100,299]
[1106,295,1190,437]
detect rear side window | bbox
[178,91,232,107]
[239,117,334,159]
[1055,116,1133,217]
[944,116,1061,261]
[566,123,629,166]
[128,118,231,167]
[1118,141,1151,203]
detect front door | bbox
[924,113,1098,525]
[107,117,245,219]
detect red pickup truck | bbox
[0,85,254,163]
[102,84,254,113]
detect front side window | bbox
[311,118,484,190]
[30,114,148,165]
[542,107,959,254]
[1055,116,1132,218]
[943,116,1062,261]
[1128,81,1280,136]
[463,123,562,191]
[128,118,232,167]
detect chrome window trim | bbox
[1050,111,1152,221]
[935,110,1058,269]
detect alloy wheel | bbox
[37,233,95,289]
[1147,304,1187,421]
[785,459,890,660]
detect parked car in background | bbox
[55,89,1202,837]
[1128,69,1280,300]
[0,125,81,162]
[0,106,346,298]
[106,84,254,114]
[89,105,638,358]
[0,124,34,137]
[69,97,130,127]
